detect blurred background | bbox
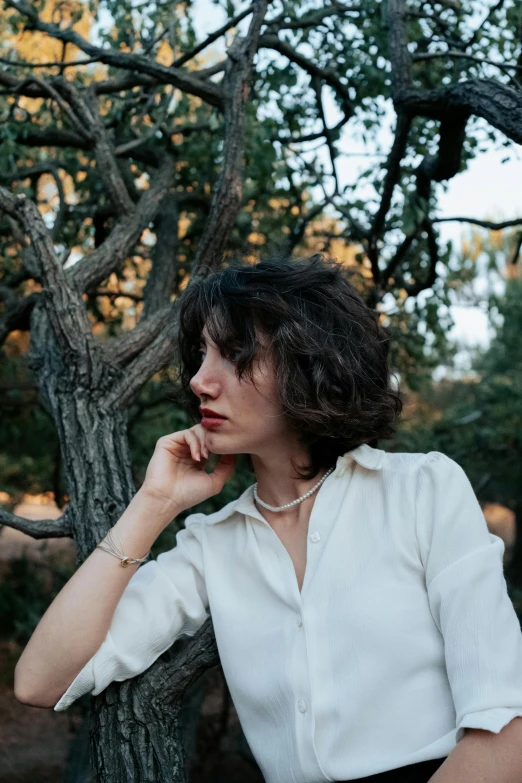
[1,0,522,780]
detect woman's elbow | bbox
[13,664,58,708]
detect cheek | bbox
[247,372,280,415]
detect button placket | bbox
[297,698,307,713]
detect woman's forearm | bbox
[13,488,181,708]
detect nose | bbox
[189,361,221,400]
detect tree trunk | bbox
[25,300,214,782]
[506,500,522,590]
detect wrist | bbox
[107,489,179,561]
[135,485,185,522]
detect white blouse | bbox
[54,445,522,782]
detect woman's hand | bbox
[140,424,236,514]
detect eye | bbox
[227,349,242,363]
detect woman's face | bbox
[189,325,290,456]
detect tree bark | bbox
[22,288,219,781]
[505,500,522,590]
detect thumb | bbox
[208,452,236,487]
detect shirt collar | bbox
[204,443,386,525]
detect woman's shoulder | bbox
[379,448,462,481]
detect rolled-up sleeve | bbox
[54,515,209,712]
[415,451,522,743]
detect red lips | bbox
[199,407,226,419]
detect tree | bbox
[1,0,522,779]
[395,229,522,588]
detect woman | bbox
[14,254,522,782]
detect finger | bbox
[208,453,235,485]
[192,424,210,459]
[184,430,202,462]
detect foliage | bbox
[0,552,74,644]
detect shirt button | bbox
[297,698,307,713]
[296,615,303,627]
[309,531,321,543]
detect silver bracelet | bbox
[96,526,151,568]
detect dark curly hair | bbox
[175,253,404,481]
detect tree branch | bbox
[192,0,270,277]
[432,216,522,230]
[101,304,180,410]
[172,4,255,68]
[101,305,173,367]
[68,154,177,293]
[366,113,411,291]
[55,80,135,215]
[259,33,354,118]
[153,617,220,707]
[395,79,522,145]
[142,195,180,318]
[0,504,73,539]
[4,0,224,109]
[403,221,439,296]
[0,290,40,347]
[311,74,340,196]
[0,188,102,380]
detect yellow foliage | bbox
[8,0,94,72]
[461,231,482,261]
[36,170,78,213]
[107,272,120,291]
[92,63,109,81]
[489,229,504,249]
[4,330,30,357]
[134,172,150,190]
[248,232,266,245]
[18,97,44,114]
[188,94,202,116]
[96,296,113,318]
[178,215,191,239]
[99,99,112,117]
[470,232,482,261]
[36,172,56,214]
[268,197,290,209]
[156,39,174,66]
[301,215,362,271]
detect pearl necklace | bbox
[253,466,335,512]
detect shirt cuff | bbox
[456,707,522,743]
[54,655,95,711]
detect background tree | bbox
[1,0,522,780]
[396,229,522,588]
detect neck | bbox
[250,448,330,523]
